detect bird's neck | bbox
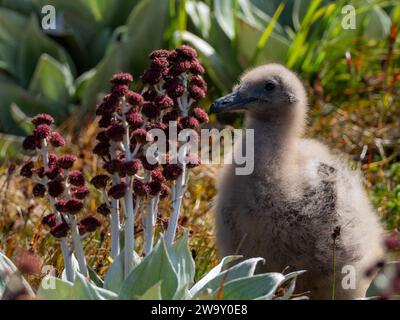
[244,113,303,179]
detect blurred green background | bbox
[0,0,399,230]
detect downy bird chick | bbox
[211,64,384,299]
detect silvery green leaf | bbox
[138,282,162,300]
[366,261,400,297]
[37,276,73,300]
[192,257,264,298]
[104,249,141,294]
[167,232,195,290]
[88,266,104,288]
[213,273,285,300]
[214,0,235,39]
[10,103,33,134]
[70,273,117,300]
[61,253,79,282]
[189,255,242,297]
[186,0,211,39]
[119,238,178,300]
[276,270,306,300]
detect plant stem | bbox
[40,140,74,282]
[69,216,88,276]
[109,144,121,259]
[144,196,157,255]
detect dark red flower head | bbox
[34,124,51,139]
[126,91,144,106]
[122,159,141,176]
[80,216,101,232]
[149,49,172,59]
[162,164,183,180]
[22,135,39,150]
[48,153,58,166]
[57,154,77,169]
[33,183,46,198]
[133,179,149,197]
[132,128,152,144]
[55,199,67,212]
[32,114,54,127]
[189,84,206,100]
[72,186,90,199]
[91,174,110,189]
[103,159,123,175]
[111,72,133,85]
[162,110,179,123]
[180,116,199,129]
[33,166,45,178]
[176,45,198,60]
[96,131,109,143]
[108,182,127,199]
[45,165,62,180]
[141,69,162,85]
[190,60,205,74]
[93,141,110,157]
[142,90,158,102]
[151,168,165,183]
[49,132,66,148]
[99,113,113,128]
[126,112,143,129]
[65,199,83,214]
[163,78,185,98]
[111,84,129,97]
[106,124,125,142]
[97,203,111,216]
[68,170,85,187]
[192,108,209,124]
[48,179,65,198]
[20,161,34,178]
[154,95,174,110]
[51,222,69,238]
[42,213,58,228]
[141,101,161,119]
[148,180,163,196]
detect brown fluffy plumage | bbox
[212,64,384,299]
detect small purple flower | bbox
[49,132,66,148]
[175,45,198,60]
[50,222,69,238]
[122,159,141,176]
[32,114,54,127]
[20,161,34,178]
[111,84,129,97]
[126,112,144,129]
[180,116,199,129]
[154,95,174,110]
[162,164,182,180]
[45,165,62,180]
[141,101,161,119]
[55,199,67,212]
[188,84,206,100]
[34,124,51,139]
[126,91,144,106]
[22,135,39,150]
[111,72,133,85]
[72,186,90,199]
[151,168,165,183]
[91,174,110,189]
[141,69,162,85]
[97,203,111,216]
[57,154,77,169]
[42,213,58,228]
[108,182,128,199]
[68,170,85,187]
[163,78,185,98]
[33,183,46,198]
[65,199,84,214]
[80,216,101,232]
[149,49,172,59]
[192,108,209,124]
[132,179,149,197]
[190,60,205,74]
[48,179,65,198]
[132,128,152,144]
[106,124,125,141]
[33,166,45,178]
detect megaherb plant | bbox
[0,46,304,300]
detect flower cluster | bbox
[92,45,208,265]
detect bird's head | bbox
[210,64,307,120]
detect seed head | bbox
[33,183,46,198]
[108,182,128,199]
[65,199,84,214]
[20,161,34,178]
[91,174,110,189]
[68,170,85,187]
[49,132,66,148]
[57,154,77,169]
[111,72,133,85]
[99,113,113,128]
[51,222,69,238]
[34,124,51,139]
[189,84,206,100]
[148,180,163,196]
[32,114,54,126]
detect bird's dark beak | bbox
[210,91,255,114]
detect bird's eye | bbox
[265,81,276,91]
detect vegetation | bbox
[0,0,399,299]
